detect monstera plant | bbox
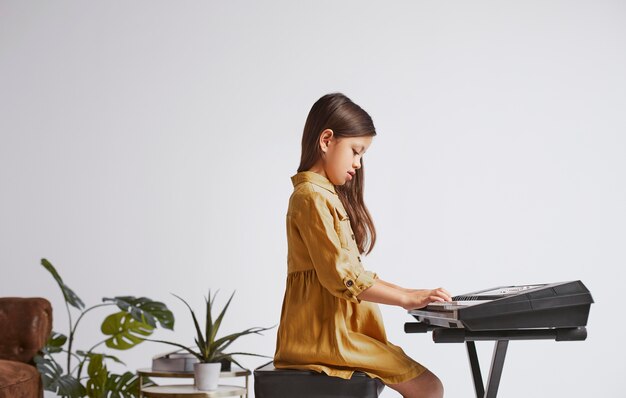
[34,258,175,398]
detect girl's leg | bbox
[386,369,444,398]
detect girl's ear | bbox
[319,129,334,152]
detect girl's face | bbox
[319,131,373,185]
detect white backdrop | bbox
[1,1,624,397]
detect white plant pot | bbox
[194,362,221,391]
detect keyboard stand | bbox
[404,323,587,398]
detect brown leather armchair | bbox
[0,297,52,398]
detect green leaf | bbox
[143,338,203,362]
[218,351,271,359]
[101,312,154,350]
[42,331,67,355]
[205,290,212,355]
[232,359,245,370]
[102,296,174,330]
[86,353,108,398]
[34,354,61,388]
[105,371,148,398]
[41,258,85,310]
[221,355,245,371]
[77,350,126,366]
[194,338,207,359]
[208,291,235,348]
[213,352,270,369]
[171,293,206,358]
[34,354,86,397]
[210,326,273,353]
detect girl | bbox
[274,93,452,398]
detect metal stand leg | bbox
[406,324,587,398]
[466,340,509,398]
[466,341,485,398]
[484,340,508,398]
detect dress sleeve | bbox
[293,191,376,303]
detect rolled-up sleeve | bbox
[293,191,376,303]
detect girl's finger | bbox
[429,296,445,303]
[434,289,452,301]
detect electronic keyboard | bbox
[404,280,594,397]
[408,280,593,331]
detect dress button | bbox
[346,280,354,287]
[358,256,361,262]
[351,234,355,240]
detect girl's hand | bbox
[402,288,452,310]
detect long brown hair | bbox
[297,93,377,255]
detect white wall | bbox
[1,1,624,397]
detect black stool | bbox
[254,362,385,398]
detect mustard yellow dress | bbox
[274,171,426,385]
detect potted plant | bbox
[34,258,174,397]
[148,290,273,391]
